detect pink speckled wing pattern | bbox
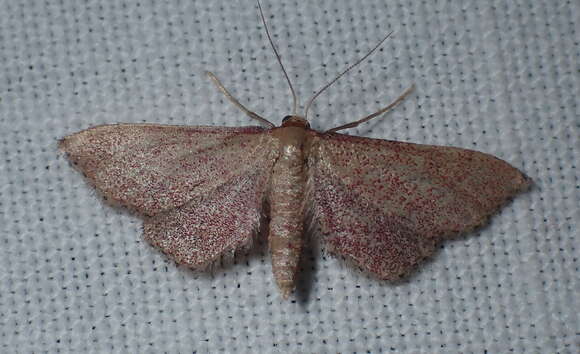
[307,131,530,280]
[143,171,272,269]
[59,124,277,216]
[60,124,279,268]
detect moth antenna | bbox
[257,0,299,115]
[326,84,415,133]
[206,71,275,128]
[304,31,394,120]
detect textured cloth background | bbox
[0,0,577,352]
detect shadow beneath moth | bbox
[59,1,530,299]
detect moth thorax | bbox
[281,115,310,129]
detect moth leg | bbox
[326,84,415,133]
[206,71,275,128]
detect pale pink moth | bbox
[59,2,530,299]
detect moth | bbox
[59,2,530,299]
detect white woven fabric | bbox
[1,0,577,352]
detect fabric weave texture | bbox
[0,0,577,352]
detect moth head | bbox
[281,115,310,129]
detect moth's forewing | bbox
[60,124,279,267]
[307,131,530,279]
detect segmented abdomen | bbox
[268,130,306,298]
